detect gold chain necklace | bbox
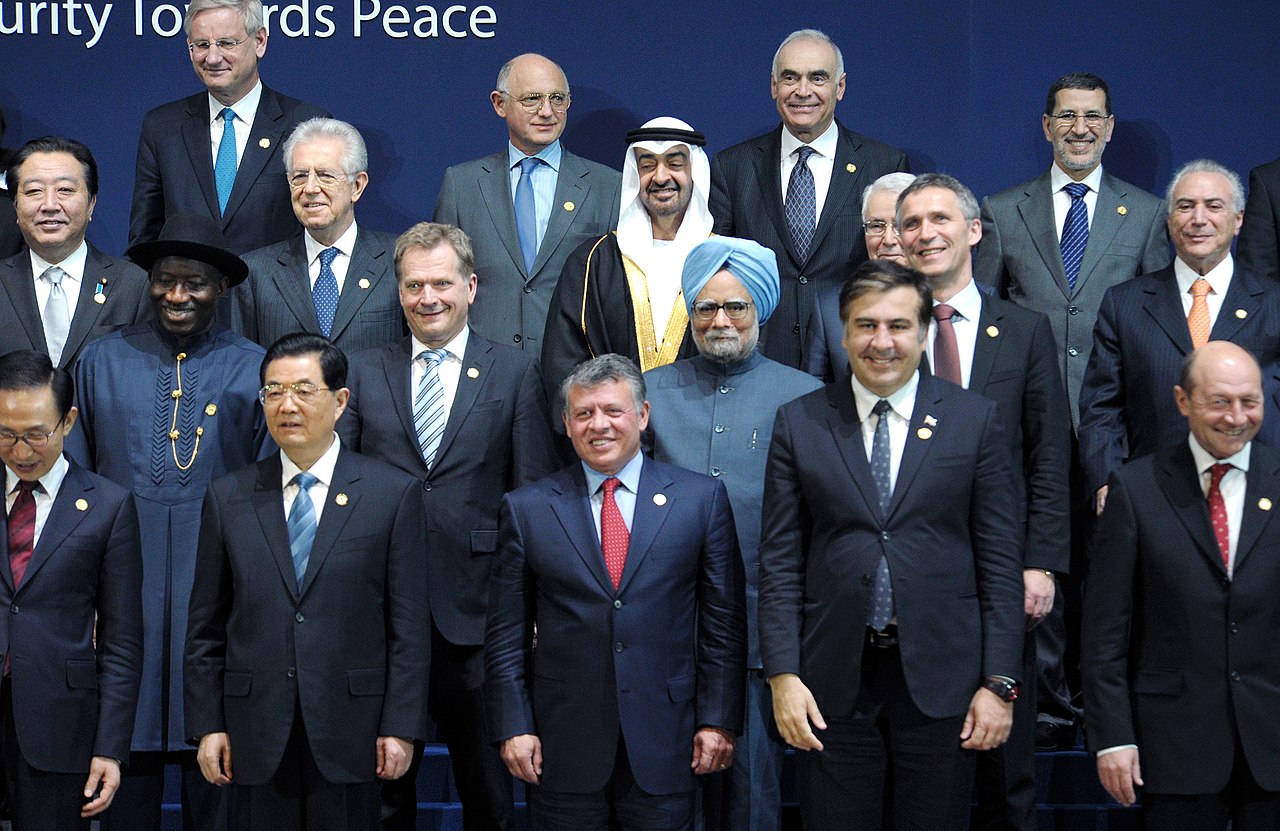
[168,351,205,471]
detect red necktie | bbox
[8,480,38,588]
[600,477,629,590]
[932,303,962,385]
[1207,463,1231,568]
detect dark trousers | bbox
[797,638,975,831]
[230,707,379,831]
[700,669,785,831]
[100,749,225,831]
[0,679,91,830]
[1143,741,1280,830]
[973,629,1038,831]
[527,734,695,831]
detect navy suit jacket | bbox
[233,228,405,354]
[338,331,559,646]
[484,457,746,795]
[1078,263,1280,492]
[129,86,329,254]
[185,448,430,786]
[0,460,142,772]
[1239,155,1280,284]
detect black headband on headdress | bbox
[625,126,707,147]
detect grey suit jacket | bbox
[433,147,620,351]
[232,227,405,354]
[975,168,1170,425]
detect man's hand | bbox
[1023,569,1056,628]
[1097,748,1143,806]
[376,736,413,780]
[960,687,1013,750]
[1095,485,1109,516]
[768,673,826,751]
[691,726,735,774]
[500,734,542,784]
[81,756,120,817]
[197,732,233,785]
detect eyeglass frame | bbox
[258,382,334,406]
[286,169,350,189]
[1048,111,1112,129]
[500,91,571,113]
[0,416,66,449]
[690,300,754,321]
[187,36,250,56]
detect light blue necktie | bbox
[313,247,340,337]
[1060,181,1090,293]
[514,157,541,273]
[785,146,817,262]
[214,107,238,215]
[868,399,896,631]
[287,471,318,591]
[413,349,449,468]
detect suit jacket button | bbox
[1068,306,1079,315]
[523,286,533,293]
[798,276,808,284]
[614,599,623,609]
[614,642,624,652]
[287,667,296,678]
[1067,347,1079,357]
[792,324,801,334]
[513,334,522,343]
[1231,671,1241,682]
[424,482,433,492]
[881,531,890,542]
[9,605,16,614]
[295,612,305,623]
[861,574,873,586]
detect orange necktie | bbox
[1188,278,1212,349]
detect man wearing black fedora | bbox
[67,214,274,831]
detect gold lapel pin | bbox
[653,493,667,506]
[1260,498,1273,511]
[986,325,999,338]
[259,138,270,149]
[1236,309,1248,319]
[75,498,88,511]
[467,367,480,379]
[924,415,938,427]
[1117,205,1128,216]
[94,294,106,305]
[846,163,857,173]
[358,278,371,289]
[917,427,933,440]
[335,493,349,506]
[205,403,217,416]
[564,201,576,212]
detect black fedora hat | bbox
[126,214,249,286]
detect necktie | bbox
[214,107,237,215]
[41,266,70,366]
[1060,181,1090,293]
[785,146,817,262]
[287,472,318,590]
[600,477,629,590]
[1207,462,1232,568]
[313,247,341,337]
[931,303,962,385]
[1188,278,1212,349]
[868,399,895,630]
[514,157,541,273]
[7,480,38,589]
[414,349,448,468]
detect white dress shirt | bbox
[1050,163,1104,240]
[208,80,262,169]
[280,432,341,527]
[927,278,982,389]
[850,371,919,493]
[5,454,69,548]
[29,241,86,322]
[1174,253,1234,332]
[304,220,359,294]
[780,121,839,227]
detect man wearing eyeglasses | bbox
[232,118,405,355]
[644,236,820,831]
[434,53,620,355]
[129,0,329,255]
[67,214,273,831]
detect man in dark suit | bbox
[485,354,745,830]
[1079,160,1280,513]
[709,28,909,370]
[898,174,1070,830]
[0,350,143,829]
[759,260,1025,830]
[186,333,430,830]
[1,137,150,369]
[339,222,559,830]
[129,0,328,254]
[1082,341,1280,828]
[1238,156,1280,282]
[234,118,404,355]
[434,54,621,354]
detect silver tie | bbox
[42,266,71,366]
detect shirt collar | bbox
[29,239,88,279]
[412,325,469,363]
[1173,252,1234,299]
[304,220,359,265]
[934,276,982,321]
[281,432,341,489]
[581,447,644,496]
[508,140,563,174]
[1049,162,1103,196]
[850,368,920,423]
[1188,433,1251,476]
[208,79,262,124]
[6,453,69,500]
[780,120,839,162]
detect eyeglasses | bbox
[0,418,65,449]
[188,37,249,55]
[504,92,570,113]
[862,220,897,237]
[691,300,753,321]
[1049,111,1110,128]
[286,169,349,189]
[259,382,332,406]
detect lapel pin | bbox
[467,367,480,379]
[75,498,88,511]
[653,493,667,506]
[1236,308,1248,319]
[924,415,937,427]
[259,138,270,149]
[205,403,217,416]
[94,293,106,304]
[1117,205,1128,216]
[846,163,857,173]
[1260,498,1273,511]
[917,427,933,440]
[358,278,371,289]
[986,325,999,338]
[564,201,576,212]
[335,493,349,506]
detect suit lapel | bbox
[272,236,322,332]
[1156,444,1227,576]
[181,95,221,220]
[299,449,358,596]
[533,153,589,279]
[223,87,285,227]
[1015,173,1072,299]
[329,229,391,340]
[19,463,93,591]
[1209,267,1263,343]
[0,256,46,356]
[432,332,492,470]
[807,126,862,261]
[1236,452,1280,572]
[478,156,526,278]
[753,131,796,265]
[548,467,612,594]
[59,246,111,368]
[381,339,426,472]
[251,456,300,599]
[968,293,1002,392]
[616,459,675,595]
[0,481,15,594]
[1074,172,1126,295]
[886,376,945,519]
[1142,274,1195,354]
[824,383,884,519]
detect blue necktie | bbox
[313,247,340,337]
[214,107,237,215]
[514,157,541,273]
[287,471,318,591]
[1060,181,1090,293]
[785,146,817,262]
[868,399,895,631]
[413,349,449,468]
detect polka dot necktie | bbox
[867,399,895,630]
[214,107,237,215]
[1207,462,1231,569]
[313,247,341,338]
[600,477,629,590]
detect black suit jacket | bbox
[129,85,329,254]
[0,245,151,369]
[0,460,142,772]
[1238,155,1280,283]
[1083,441,1280,793]
[338,330,559,646]
[185,448,430,786]
[709,120,909,369]
[0,192,22,259]
[233,228,406,354]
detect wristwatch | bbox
[980,675,1019,703]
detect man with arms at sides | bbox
[68,214,273,831]
[804,171,916,381]
[897,173,1070,831]
[541,117,713,402]
[187,333,430,830]
[485,354,745,830]
[339,222,559,830]
[710,28,909,370]
[1079,160,1280,516]
[0,137,150,369]
[434,54,621,354]
[1083,341,1280,829]
[130,0,328,254]
[759,260,1024,830]
[645,237,820,831]
[0,350,142,829]
[234,118,404,355]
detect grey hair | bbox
[559,354,646,417]
[861,172,918,222]
[772,29,844,81]
[184,0,263,36]
[896,172,980,226]
[283,117,368,175]
[495,53,570,97]
[1166,159,1245,215]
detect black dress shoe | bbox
[1035,721,1076,752]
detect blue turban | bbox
[681,237,780,323]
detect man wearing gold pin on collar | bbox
[67,213,272,831]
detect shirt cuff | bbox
[1096,744,1137,758]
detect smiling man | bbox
[67,213,273,831]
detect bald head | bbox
[1176,341,1264,460]
[492,53,570,156]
